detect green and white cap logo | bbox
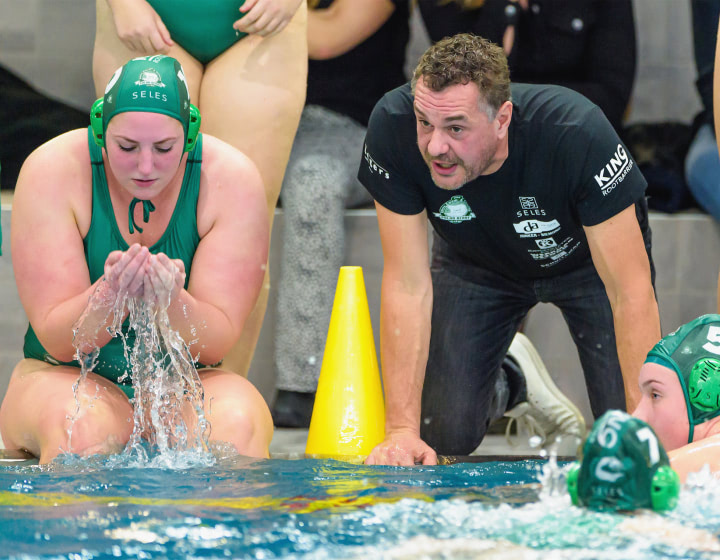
[434,195,476,223]
[102,55,191,142]
[135,68,166,88]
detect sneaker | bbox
[271,390,315,428]
[503,333,587,447]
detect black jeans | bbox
[420,234,629,455]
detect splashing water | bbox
[536,436,576,502]
[69,279,211,467]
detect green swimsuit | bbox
[146,0,248,64]
[22,127,203,397]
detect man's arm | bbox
[364,202,436,466]
[584,204,661,410]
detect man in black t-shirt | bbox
[358,34,660,466]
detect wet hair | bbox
[412,33,511,118]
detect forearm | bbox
[165,290,245,365]
[379,279,433,435]
[37,279,126,361]
[669,436,720,483]
[307,7,344,59]
[611,290,661,410]
[307,0,393,60]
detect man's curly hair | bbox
[412,33,511,117]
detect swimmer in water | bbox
[633,314,720,482]
[567,409,680,512]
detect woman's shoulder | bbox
[195,134,265,219]
[197,134,263,190]
[21,129,92,183]
[12,128,94,238]
[15,129,93,214]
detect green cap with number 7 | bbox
[567,410,680,511]
[645,313,720,443]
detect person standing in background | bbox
[271,0,411,427]
[685,0,720,221]
[93,0,308,378]
[416,0,636,133]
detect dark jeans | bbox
[420,234,630,456]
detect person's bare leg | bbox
[199,369,273,457]
[200,5,308,377]
[93,0,204,100]
[0,359,133,464]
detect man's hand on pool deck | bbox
[364,430,438,466]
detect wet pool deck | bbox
[0,427,563,465]
[268,427,569,460]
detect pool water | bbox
[2,452,720,560]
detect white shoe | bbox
[503,333,587,447]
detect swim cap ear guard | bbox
[566,410,680,512]
[688,357,720,413]
[89,55,200,152]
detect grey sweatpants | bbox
[274,105,373,392]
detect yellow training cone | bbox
[305,266,385,462]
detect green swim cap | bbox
[90,55,200,152]
[645,314,720,443]
[567,410,680,512]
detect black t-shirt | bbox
[358,83,648,280]
[306,0,410,126]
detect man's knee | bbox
[420,412,488,456]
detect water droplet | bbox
[529,436,543,448]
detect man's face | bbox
[413,78,509,190]
[632,362,689,450]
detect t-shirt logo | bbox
[433,195,476,223]
[516,196,546,217]
[536,238,557,249]
[363,144,390,179]
[519,197,539,210]
[594,144,633,196]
